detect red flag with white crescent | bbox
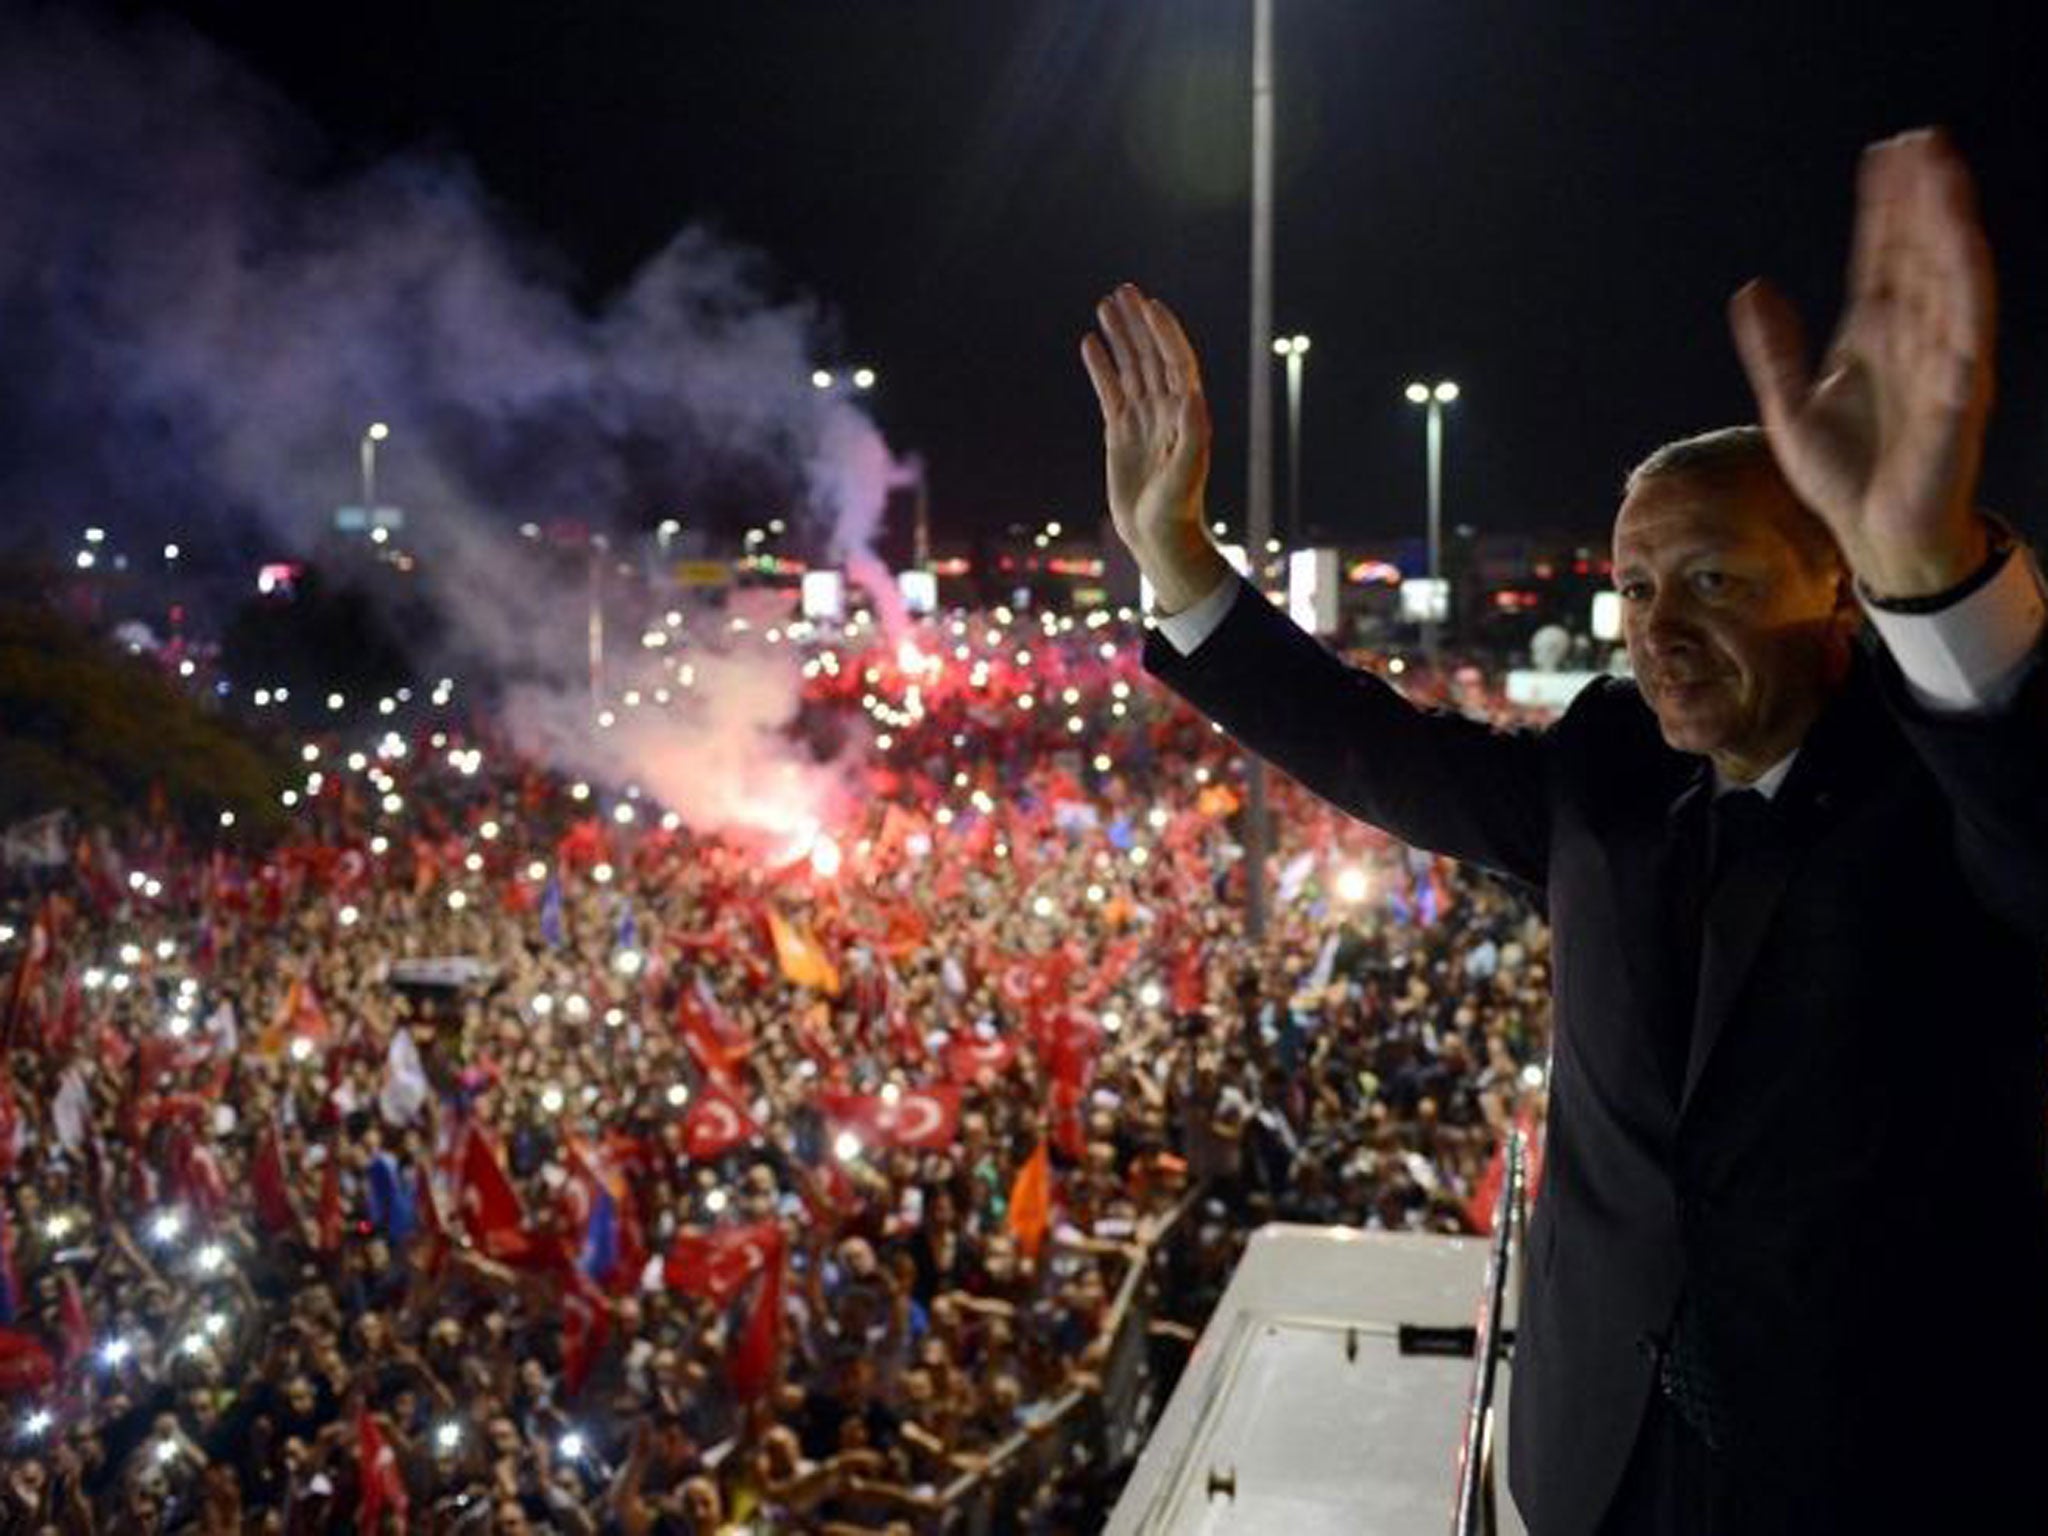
[356,1405,410,1534]
[252,1121,301,1237]
[942,1032,1019,1086]
[454,1123,529,1258]
[663,1220,781,1303]
[817,1087,961,1152]
[726,1232,787,1403]
[681,1083,762,1161]
[674,977,752,1079]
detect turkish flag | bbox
[356,1406,409,1534]
[1,907,50,1050]
[174,1135,231,1225]
[1079,937,1141,1007]
[817,1086,961,1152]
[1038,1011,1102,1094]
[681,1083,762,1161]
[664,1220,781,1304]
[561,1273,610,1401]
[1463,1139,1506,1237]
[1050,1079,1087,1161]
[454,1124,529,1258]
[874,896,928,958]
[799,1156,861,1226]
[942,1032,1019,1087]
[726,1234,786,1402]
[674,977,751,1079]
[1465,1111,1547,1236]
[0,1328,54,1394]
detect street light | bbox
[1403,380,1459,659]
[1271,334,1311,547]
[360,422,390,516]
[812,366,878,392]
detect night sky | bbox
[77,1,2048,550]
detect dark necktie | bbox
[1658,789,1774,1449]
[1665,788,1773,1097]
[1706,788,1773,887]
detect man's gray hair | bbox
[1625,425,1844,574]
[1626,424,1778,493]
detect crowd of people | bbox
[0,598,1554,1533]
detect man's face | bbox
[1613,470,1853,781]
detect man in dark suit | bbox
[1082,131,2048,1532]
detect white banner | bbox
[1,811,68,869]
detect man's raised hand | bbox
[1081,285,1230,613]
[1729,129,1996,598]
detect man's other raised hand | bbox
[1081,285,1231,614]
[1729,129,1997,600]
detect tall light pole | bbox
[360,422,390,516]
[1271,334,1310,547]
[1243,0,1276,943]
[1404,380,1459,660]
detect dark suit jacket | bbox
[1144,582,2048,1533]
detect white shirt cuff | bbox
[1861,547,2047,712]
[1154,574,1242,656]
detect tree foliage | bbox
[0,604,289,842]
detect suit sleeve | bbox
[1876,634,2048,943]
[1142,580,1553,889]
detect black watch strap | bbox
[1860,520,2018,615]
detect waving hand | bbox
[1729,130,1995,597]
[1081,285,1230,613]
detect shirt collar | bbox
[1713,748,1798,800]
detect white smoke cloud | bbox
[0,5,910,839]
